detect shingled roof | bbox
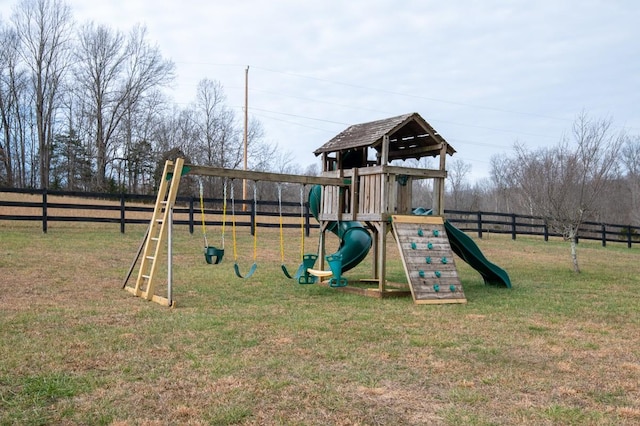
[313,112,455,160]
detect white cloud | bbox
[1,0,638,180]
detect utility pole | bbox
[242,66,249,210]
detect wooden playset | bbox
[124,112,510,307]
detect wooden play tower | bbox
[313,112,466,304]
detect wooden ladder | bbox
[125,158,184,306]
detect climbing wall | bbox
[392,215,466,304]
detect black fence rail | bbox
[445,210,640,249]
[1,188,639,248]
[0,187,314,236]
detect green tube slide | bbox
[413,207,511,288]
[308,185,372,272]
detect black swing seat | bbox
[204,246,224,264]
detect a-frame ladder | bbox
[124,158,184,306]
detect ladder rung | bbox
[146,256,154,260]
[151,237,159,241]
[142,274,151,279]
[156,219,163,223]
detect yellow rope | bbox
[278,186,285,263]
[231,185,238,261]
[300,186,305,260]
[199,181,208,247]
[252,183,258,261]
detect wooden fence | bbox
[1,188,639,248]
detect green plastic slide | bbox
[308,185,372,272]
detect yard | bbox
[0,221,639,425]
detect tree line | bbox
[0,0,304,199]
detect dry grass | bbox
[0,216,639,425]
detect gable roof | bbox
[313,112,455,160]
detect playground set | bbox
[123,112,511,307]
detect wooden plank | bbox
[414,298,467,305]
[392,215,443,224]
[186,165,349,186]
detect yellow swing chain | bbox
[278,184,286,264]
[221,179,227,249]
[252,183,258,262]
[231,184,238,262]
[199,180,208,248]
[299,185,305,261]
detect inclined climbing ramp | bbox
[392,215,467,304]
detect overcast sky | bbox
[2,0,639,181]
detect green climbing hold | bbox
[441,257,448,264]
[435,271,441,278]
[411,242,417,250]
[433,229,439,237]
[419,270,425,278]
[427,242,433,250]
[417,228,424,237]
[425,256,431,264]
[433,284,440,292]
[449,285,456,292]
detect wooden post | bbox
[42,189,47,233]
[377,222,387,293]
[477,212,482,238]
[189,196,195,234]
[436,143,448,216]
[120,193,126,234]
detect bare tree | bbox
[74,22,174,190]
[0,21,27,187]
[446,158,471,209]
[621,135,640,226]
[12,0,73,189]
[510,112,624,272]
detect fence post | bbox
[543,222,549,241]
[189,197,195,234]
[601,224,606,247]
[511,214,516,240]
[305,203,311,237]
[42,189,48,233]
[120,193,126,233]
[628,225,633,249]
[477,212,483,238]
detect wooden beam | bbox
[185,164,349,186]
[388,143,443,159]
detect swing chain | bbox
[199,180,209,248]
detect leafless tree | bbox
[74,22,174,190]
[446,158,471,209]
[621,135,640,225]
[0,21,28,187]
[12,0,73,188]
[509,112,624,272]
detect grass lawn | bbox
[0,221,639,425]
